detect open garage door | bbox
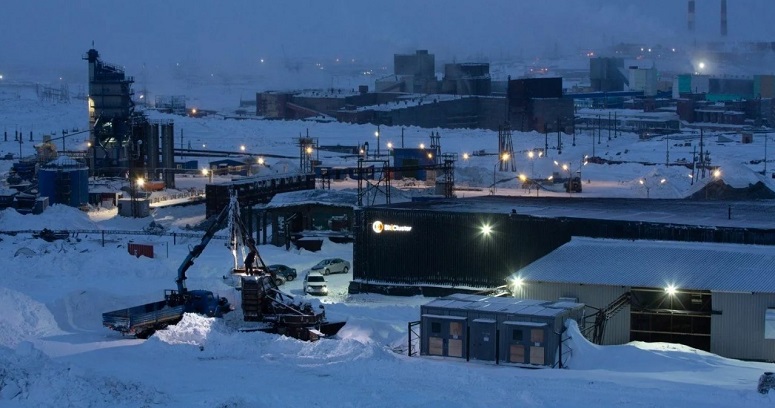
[629,287,712,351]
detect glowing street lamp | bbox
[463,153,469,160]
[257,157,265,165]
[420,143,425,149]
[202,168,212,183]
[240,145,246,152]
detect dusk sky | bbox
[1,0,773,81]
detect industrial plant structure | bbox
[84,48,176,188]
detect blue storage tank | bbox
[38,157,89,207]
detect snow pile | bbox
[0,205,98,231]
[0,288,63,348]
[0,342,165,406]
[150,313,216,347]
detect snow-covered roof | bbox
[423,293,582,316]
[517,237,775,293]
[376,196,775,229]
[43,156,86,169]
[264,188,358,208]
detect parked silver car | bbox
[310,258,351,275]
[303,272,329,296]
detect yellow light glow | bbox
[463,153,469,160]
[519,174,527,181]
[665,285,678,296]
[713,169,721,178]
[136,177,145,188]
[202,168,208,176]
[257,157,265,165]
[528,151,534,159]
[420,143,425,149]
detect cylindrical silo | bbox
[38,157,89,207]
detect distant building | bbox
[589,57,627,92]
[628,66,658,96]
[393,50,437,93]
[507,77,573,133]
[441,63,491,96]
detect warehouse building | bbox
[512,237,775,362]
[350,196,775,296]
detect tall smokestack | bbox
[688,0,696,32]
[720,0,728,36]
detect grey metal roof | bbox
[516,237,775,293]
[372,196,775,229]
[423,293,583,317]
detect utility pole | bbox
[665,134,669,166]
[556,118,562,155]
[597,115,603,144]
[691,146,697,185]
[700,129,705,178]
[764,132,768,175]
[608,112,612,141]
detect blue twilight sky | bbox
[1,0,772,81]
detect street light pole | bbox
[375,126,380,158]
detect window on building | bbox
[512,329,523,342]
[449,321,463,338]
[531,328,545,344]
[765,309,775,340]
[431,322,441,334]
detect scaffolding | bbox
[498,123,516,171]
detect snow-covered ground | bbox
[2,82,775,406]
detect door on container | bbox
[503,322,527,364]
[471,319,496,362]
[503,322,547,365]
[425,317,467,358]
[528,326,547,365]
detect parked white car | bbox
[303,272,329,296]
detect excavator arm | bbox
[176,194,234,293]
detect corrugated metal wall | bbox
[712,292,775,361]
[354,209,571,288]
[514,282,631,345]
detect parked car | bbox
[310,258,351,276]
[268,264,297,281]
[303,272,328,296]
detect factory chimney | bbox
[720,0,728,36]
[688,0,695,32]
